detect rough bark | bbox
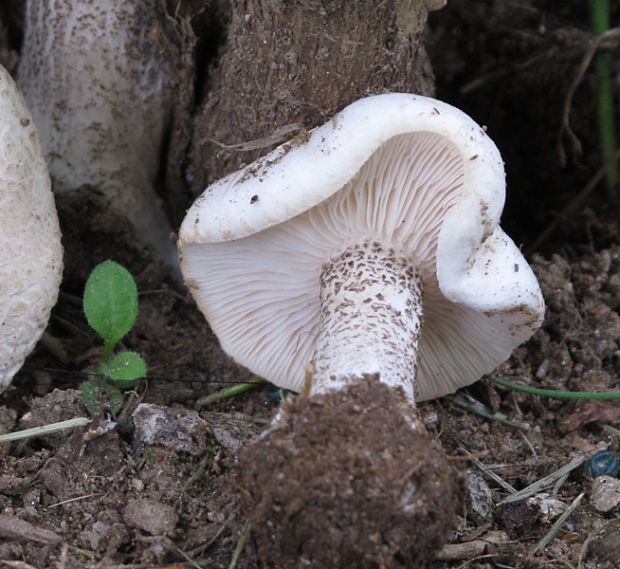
[190,0,436,190]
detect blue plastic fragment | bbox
[588,450,620,478]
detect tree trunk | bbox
[190,0,436,189]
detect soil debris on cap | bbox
[239,377,459,569]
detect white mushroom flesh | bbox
[312,243,423,403]
[182,132,465,399]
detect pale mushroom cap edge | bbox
[0,66,63,390]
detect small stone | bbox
[123,499,178,536]
[132,403,209,456]
[203,412,261,452]
[591,476,620,513]
[81,520,110,551]
[499,500,539,537]
[526,493,566,522]
[467,471,494,523]
[130,477,145,492]
[22,488,41,509]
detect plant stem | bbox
[0,417,91,443]
[196,379,265,407]
[491,375,620,400]
[590,0,619,194]
[228,521,251,569]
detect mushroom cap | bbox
[179,93,544,401]
[0,66,63,390]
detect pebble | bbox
[132,403,209,456]
[526,493,566,522]
[123,498,178,535]
[590,475,620,513]
[466,471,494,523]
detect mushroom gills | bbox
[311,241,423,404]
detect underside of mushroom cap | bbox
[179,93,544,401]
[0,66,63,390]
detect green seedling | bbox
[590,0,619,194]
[80,260,147,414]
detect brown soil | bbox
[1,1,620,568]
[239,378,458,569]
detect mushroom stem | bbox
[311,242,423,404]
[17,0,179,272]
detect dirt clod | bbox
[123,498,179,536]
[240,378,458,569]
[590,476,620,514]
[584,519,620,568]
[132,403,209,456]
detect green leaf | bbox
[80,379,104,416]
[105,351,147,386]
[83,261,139,351]
[103,384,125,414]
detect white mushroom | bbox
[17,0,177,270]
[179,93,544,403]
[0,65,63,391]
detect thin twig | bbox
[558,40,597,165]
[0,514,62,544]
[67,545,97,560]
[532,493,584,555]
[520,431,537,457]
[460,447,518,494]
[435,531,512,561]
[527,159,613,253]
[48,493,105,509]
[448,393,530,431]
[557,25,620,166]
[138,288,188,303]
[552,472,571,496]
[187,512,235,558]
[207,123,305,152]
[164,538,205,569]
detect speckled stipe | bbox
[311,242,423,403]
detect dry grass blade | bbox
[532,492,584,555]
[0,417,91,443]
[499,455,585,505]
